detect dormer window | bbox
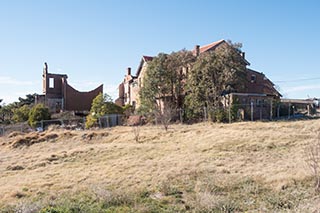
[251,74,256,83]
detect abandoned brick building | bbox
[36,63,103,112]
[116,39,281,120]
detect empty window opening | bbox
[251,74,256,83]
[49,78,54,88]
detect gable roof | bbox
[245,69,281,97]
[198,39,226,54]
[142,56,153,62]
[135,55,154,77]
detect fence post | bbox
[0,126,4,136]
[251,101,254,121]
[292,106,295,118]
[179,108,183,124]
[204,106,207,122]
[106,116,110,128]
[98,117,102,128]
[270,100,273,121]
[228,104,231,123]
[288,103,291,119]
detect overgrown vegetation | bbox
[139,41,248,124]
[28,104,51,128]
[139,50,195,115]
[185,42,247,121]
[12,105,30,123]
[85,93,123,128]
[0,94,37,124]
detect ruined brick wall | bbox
[65,84,103,111]
[44,73,67,99]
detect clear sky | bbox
[0,0,319,104]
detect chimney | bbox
[241,52,245,59]
[194,45,200,56]
[127,67,131,76]
[43,62,48,75]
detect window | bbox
[251,74,256,83]
[49,78,54,88]
[256,99,261,107]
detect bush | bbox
[213,109,227,122]
[85,93,124,128]
[13,105,30,123]
[122,104,134,116]
[28,104,51,128]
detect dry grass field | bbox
[1,119,320,212]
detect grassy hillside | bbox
[0,119,320,212]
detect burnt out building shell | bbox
[36,63,103,112]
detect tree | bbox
[85,93,124,128]
[12,105,31,123]
[28,104,51,128]
[185,42,247,121]
[139,50,195,117]
[18,93,37,106]
[0,103,15,124]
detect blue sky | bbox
[0,0,319,104]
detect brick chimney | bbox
[43,62,48,75]
[241,52,245,59]
[127,67,131,76]
[194,45,200,56]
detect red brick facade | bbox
[36,63,103,112]
[65,84,103,111]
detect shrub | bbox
[122,104,134,116]
[28,104,51,128]
[213,109,227,122]
[304,132,320,192]
[39,206,67,213]
[85,93,124,128]
[132,125,141,142]
[12,105,30,123]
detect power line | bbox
[274,77,320,83]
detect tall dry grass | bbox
[0,119,320,211]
